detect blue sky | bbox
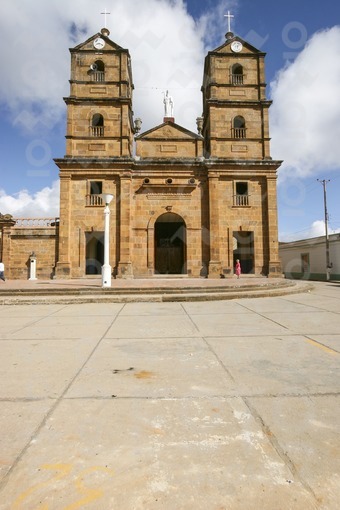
[0,0,339,241]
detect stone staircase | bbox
[0,279,313,304]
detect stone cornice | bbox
[54,156,282,173]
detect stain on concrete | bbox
[134,370,155,380]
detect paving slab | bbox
[105,314,201,339]
[0,305,65,318]
[65,337,235,399]
[206,335,340,396]
[0,339,99,399]
[8,315,114,341]
[236,296,320,313]
[118,302,186,316]
[182,300,253,315]
[259,310,340,335]
[49,303,125,317]
[189,312,289,337]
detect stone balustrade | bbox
[14,218,59,227]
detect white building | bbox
[279,233,340,281]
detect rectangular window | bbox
[90,181,102,195]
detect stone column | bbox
[266,176,282,277]
[208,173,222,278]
[117,174,134,278]
[55,175,71,277]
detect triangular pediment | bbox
[212,35,264,55]
[137,121,202,140]
[72,32,125,52]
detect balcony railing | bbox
[91,71,105,82]
[232,128,246,139]
[234,194,249,206]
[231,74,244,85]
[86,194,103,207]
[90,126,104,137]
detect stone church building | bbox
[0,25,282,280]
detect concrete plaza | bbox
[0,281,339,509]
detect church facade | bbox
[0,26,282,280]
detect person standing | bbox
[235,259,241,279]
[0,261,5,281]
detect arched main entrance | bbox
[154,213,186,274]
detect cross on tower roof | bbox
[224,10,234,33]
[101,8,111,28]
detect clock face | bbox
[231,41,243,53]
[93,37,105,49]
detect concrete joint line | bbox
[243,396,319,503]
[180,303,236,383]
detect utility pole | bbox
[317,179,331,281]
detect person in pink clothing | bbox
[235,259,241,279]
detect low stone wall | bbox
[3,223,58,280]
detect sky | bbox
[0,0,340,242]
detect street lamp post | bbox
[100,193,114,288]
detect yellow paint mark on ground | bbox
[134,370,155,379]
[305,338,339,355]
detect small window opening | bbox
[90,60,105,82]
[234,182,249,206]
[86,181,103,206]
[232,116,246,139]
[91,114,104,137]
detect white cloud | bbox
[270,26,340,180]
[0,181,60,218]
[0,0,231,134]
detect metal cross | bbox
[101,8,111,28]
[224,10,234,33]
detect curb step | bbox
[0,281,314,305]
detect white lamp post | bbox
[100,193,114,288]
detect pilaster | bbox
[55,175,72,278]
[208,174,222,278]
[266,176,282,277]
[117,174,134,278]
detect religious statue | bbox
[163,90,174,118]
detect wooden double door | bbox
[154,215,186,275]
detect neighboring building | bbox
[1,24,282,280]
[279,234,340,280]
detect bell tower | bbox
[55,28,135,279]
[201,18,282,278]
[202,30,272,160]
[65,28,134,158]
